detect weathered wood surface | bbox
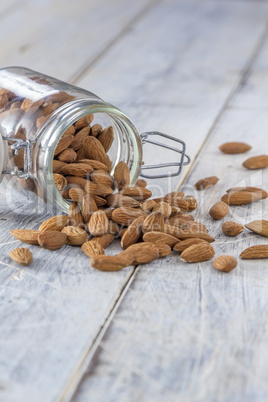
[0,0,268,401]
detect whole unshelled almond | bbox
[143,212,165,233]
[226,187,267,199]
[240,245,268,259]
[120,186,152,201]
[83,136,108,166]
[179,221,208,233]
[74,114,93,130]
[94,195,107,207]
[91,170,114,189]
[78,159,109,172]
[141,199,156,213]
[106,193,140,209]
[66,176,87,189]
[112,207,146,226]
[54,134,74,156]
[57,147,77,163]
[243,155,268,170]
[121,215,145,249]
[195,176,219,190]
[60,163,93,177]
[53,160,66,173]
[136,179,147,187]
[38,230,67,250]
[69,188,85,203]
[97,126,114,153]
[90,253,134,271]
[71,126,90,150]
[39,215,69,232]
[153,202,172,218]
[209,201,229,220]
[114,161,130,191]
[143,231,179,247]
[53,174,67,191]
[180,243,215,262]
[221,191,264,205]
[88,210,109,236]
[82,195,98,222]
[213,255,237,272]
[61,226,88,246]
[222,221,244,237]
[173,238,209,253]
[81,241,105,258]
[10,229,40,245]
[91,124,103,137]
[183,195,198,211]
[164,224,215,243]
[245,220,268,237]
[91,234,115,249]
[219,142,251,154]
[9,248,33,266]
[68,202,84,227]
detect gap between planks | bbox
[58,16,268,402]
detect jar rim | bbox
[0,127,8,184]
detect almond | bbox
[21,98,43,114]
[114,161,130,191]
[112,207,146,226]
[245,220,268,237]
[183,195,198,211]
[90,170,114,189]
[173,238,209,253]
[57,148,77,163]
[94,196,107,207]
[143,212,165,233]
[71,126,90,150]
[53,160,66,174]
[219,142,251,154]
[68,202,85,227]
[91,124,103,137]
[240,245,268,259]
[74,114,93,130]
[213,255,237,272]
[60,163,93,177]
[243,155,268,169]
[209,201,229,220]
[83,136,108,166]
[179,221,208,233]
[61,226,88,246]
[62,125,76,137]
[82,195,98,222]
[107,220,121,236]
[88,210,109,236]
[195,176,219,190]
[90,253,134,271]
[91,234,115,249]
[122,242,160,264]
[106,194,140,209]
[66,176,87,189]
[59,188,70,199]
[38,230,67,250]
[222,221,244,237]
[69,188,85,203]
[164,223,215,242]
[167,214,194,226]
[38,215,69,232]
[54,134,74,156]
[53,174,68,191]
[81,241,105,258]
[9,248,33,266]
[10,229,40,245]
[221,191,264,205]
[162,191,184,203]
[78,159,109,172]
[136,179,147,187]
[97,126,114,152]
[84,182,113,197]
[120,186,152,201]
[141,199,156,212]
[153,243,172,258]
[226,187,267,199]
[143,231,179,247]
[121,215,145,249]
[152,202,172,218]
[180,243,215,262]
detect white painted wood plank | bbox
[73,52,268,402]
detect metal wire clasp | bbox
[2,136,33,179]
[140,131,190,179]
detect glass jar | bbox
[0,67,189,213]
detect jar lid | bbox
[0,130,8,184]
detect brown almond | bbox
[107,220,121,236]
[88,210,109,236]
[57,148,77,163]
[74,114,93,130]
[62,125,76,137]
[164,224,215,242]
[83,136,108,166]
[10,229,40,245]
[78,159,109,172]
[90,253,134,271]
[53,174,67,191]
[122,242,160,265]
[143,231,179,247]
[68,202,84,227]
[195,176,219,190]
[60,163,93,177]
[120,186,152,201]
[91,170,114,189]
[141,199,156,213]
[226,187,267,199]
[222,221,244,237]
[69,188,85,203]
[106,193,140,209]
[91,124,103,137]
[112,207,146,226]
[84,182,113,197]
[66,176,87,189]
[153,202,172,218]
[136,179,147,187]
[219,142,251,154]
[181,243,215,262]
[21,98,43,114]
[222,191,264,205]
[179,221,208,233]
[59,188,70,199]
[12,149,24,170]
[213,255,237,272]
[243,155,268,169]
[81,241,105,258]
[153,242,172,258]
[94,195,107,207]
[143,212,165,233]
[71,126,90,150]
[245,220,268,237]
[38,230,67,250]
[53,160,66,174]
[121,215,145,249]
[183,195,198,211]
[82,194,98,223]
[61,226,88,246]
[54,134,74,156]
[240,245,268,259]
[97,126,114,153]
[39,215,69,232]
[114,161,130,191]
[209,201,229,220]
[91,234,115,249]
[9,248,33,266]
[173,238,209,253]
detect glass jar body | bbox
[0,67,143,213]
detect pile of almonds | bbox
[8,131,268,273]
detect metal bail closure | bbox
[1,135,33,179]
[140,131,190,179]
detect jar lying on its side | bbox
[0,67,190,213]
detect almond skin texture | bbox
[60,163,93,177]
[143,231,179,247]
[82,195,98,223]
[9,248,33,266]
[53,160,66,174]
[136,179,147,187]
[195,176,219,190]
[120,186,152,201]
[183,196,198,212]
[88,210,109,236]
[240,245,268,259]
[180,243,215,263]
[243,155,268,169]
[112,207,146,226]
[213,255,237,272]
[91,170,114,189]
[153,202,172,218]
[74,114,93,130]
[90,253,134,272]
[221,191,264,205]
[61,226,88,246]
[71,126,90,150]
[38,230,67,250]
[219,142,251,154]
[57,148,77,163]
[83,136,108,166]
[91,234,115,249]
[173,238,209,253]
[68,202,85,228]
[69,188,85,203]
[122,242,160,265]
[53,174,68,191]
[81,241,105,258]
[143,212,165,233]
[209,201,229,220]
[10,229,40,245]
[114,161,130,191]
[121,215,145,249]
[164,224,215,243]
[78,159,109,172]
[141,199,156,213]
[38,215,69,232]
[245,220,268,237]
[222,221,244,237]
[54,134,74,156]
[97,126,114,153]
[226,187,267,199]
[106,194,140,209]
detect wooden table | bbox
[1,1,268,401]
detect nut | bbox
[219,142,251,154]
[213,255,237,272]
[9,248,33,266]
[38,230,67,250]
[222,221,244,237]
[209,201,229,220]
[180,243,215,262]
